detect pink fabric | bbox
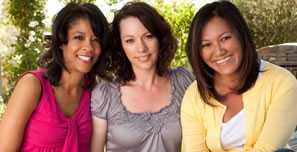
[21,69,92,152]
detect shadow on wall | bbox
[258,43,297,78]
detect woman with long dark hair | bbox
[181,1,297,151]
[0,2,110,151]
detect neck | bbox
[214,73,241,96]
[58,70,84,91]
[129,67,162,90]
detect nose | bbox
[137,38,147,53]
[83,39,95,51]
[213,42,226,56]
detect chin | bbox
[136,63,152,69]
[78,68,92,74]
[218,70,238,76]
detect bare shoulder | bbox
[17,73,41,90]
[0,73,42,150]
[6,73,42,112]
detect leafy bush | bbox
[153,1,195,67]
[58,0,96,4]
[0,98,6,120]
[1,0,46,103]
[233,0,297,48]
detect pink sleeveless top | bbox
[21,69,92,152]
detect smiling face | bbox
[119,16,159,72]
[61,18,101,74]
[200,16,242,78]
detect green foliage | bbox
[233,0,297,48]
[58,0,96,4]
[153,1,195,67]
[0,99,6,120]
[2,0,46,102]
[104,0,118,5]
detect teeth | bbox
[216,56,231,64]
[78,55,91,61]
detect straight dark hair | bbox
[186,0,260,106]
[38,2,111,89]
[111,2,177,84]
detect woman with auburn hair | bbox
[181,1,297,151]
[91,2,193,152]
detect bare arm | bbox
[0,74,41,151]
[91,116,107,152]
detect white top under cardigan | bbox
[221,110,246,151]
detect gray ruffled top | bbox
[91,67,194,152]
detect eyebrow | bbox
[72,31,85,35]
[221,31,232,35]
[202,31,233,41]
[121,35,134,39]
[121,31,152,37]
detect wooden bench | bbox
[258,43,297,78]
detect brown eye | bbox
[221,36,231,42]
[74,35,84,40]
[146,34,154,39]
[125,39,134,44]
[201,43,210,48]
[92,37,100,43]
[92,37,101,46]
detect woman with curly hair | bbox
[91,2,193,152]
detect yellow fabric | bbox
[181,61,297,152]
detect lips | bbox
[137,54,150,62]
[215,56,231,64]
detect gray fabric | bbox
[91,67,194,152]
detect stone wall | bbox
[257,43,297,77]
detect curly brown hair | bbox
[111,2,177,84]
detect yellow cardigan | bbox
[181,61,297,152]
